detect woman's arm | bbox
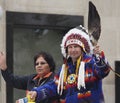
[0,51,28,89]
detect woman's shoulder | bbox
[27,74,37,80]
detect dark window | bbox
[115,61,120,103]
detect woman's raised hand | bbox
[0,51,7,70]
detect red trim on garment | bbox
[77,91,91,99]
[85,69,97,82]
[33,72,53,80]
[60,99,66,103]
[83,58,91,63]
[44,72,53,78]
[65,82,77,90]
[100,51,105,58]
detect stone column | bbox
[0,0,6,103]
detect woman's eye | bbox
[35,62,47,66]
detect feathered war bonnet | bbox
[57,25,93,95]
[57,1,101,95]
[61,25,93,58]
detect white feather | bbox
[77,61,86,90]
[57,64,65,95]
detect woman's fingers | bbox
[0,51,7,70]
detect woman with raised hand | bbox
[0,51,59,103]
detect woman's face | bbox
[67,44,82,62]
[35,56,50,77]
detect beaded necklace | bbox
[63,56,82,83]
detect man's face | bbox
[67,44,82,62]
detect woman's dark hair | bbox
[34,51,56,72]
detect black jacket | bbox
[1,69,59,103]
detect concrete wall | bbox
[1,0,120,103]
[0,0,6,102]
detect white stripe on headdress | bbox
[77,61,86,90]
